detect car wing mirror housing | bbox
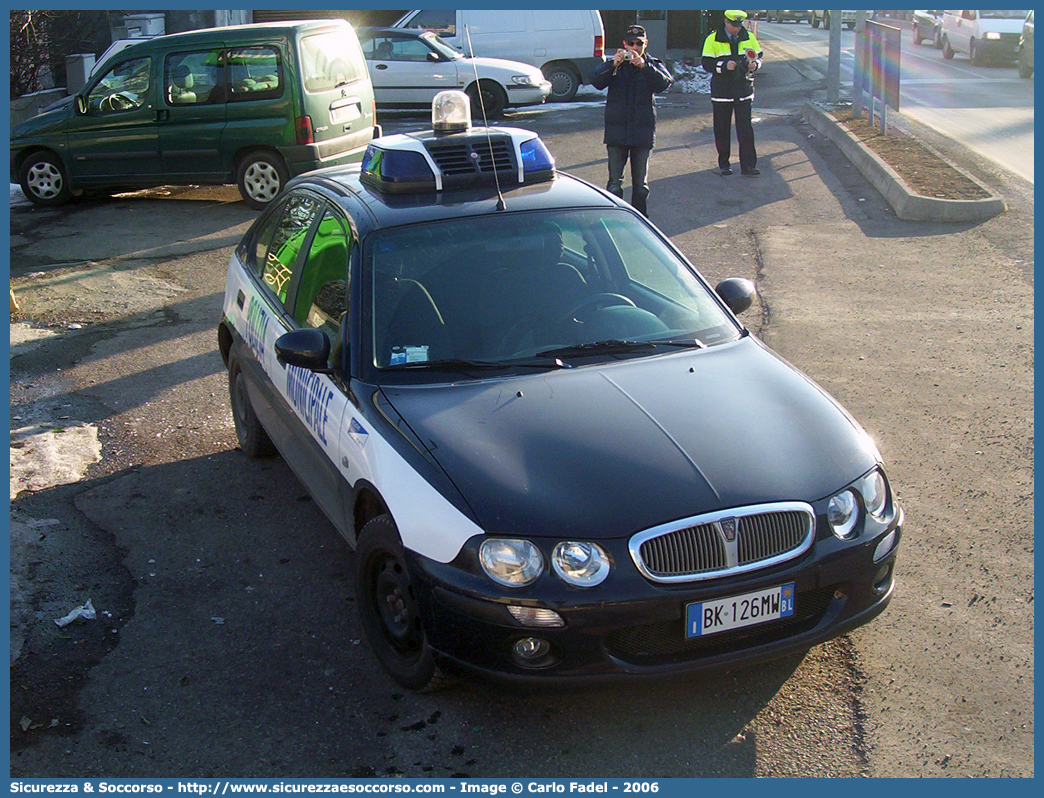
[715,277,757,315]
[75,95,87,115]
[275,328,333,373]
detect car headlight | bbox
[511,75,538,87]
[985,31,1002,40]
[479,538,543,587]
[859,468,890,520]
[551,541,610,587]
[827,489,859,539]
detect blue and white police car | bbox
[218,91,902,690]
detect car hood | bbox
[11,104,72,141]
[465,55,545,82]
[380,337,881,539]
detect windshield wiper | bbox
[385,357,569,374]
[536,338,706,359]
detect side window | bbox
[293,210,350,331]
[260,195,322,306]
[408,10,456,36]
[248,200,285,276]
[87,56,152,113]
[165,50,222,105]
[228,46,282,101]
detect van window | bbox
[468,11,525,34]
[87,56,152,113]
[228,46,283,101]
[299,30,368,92]
[164,50,221,105]
[407,10,455,37]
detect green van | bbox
[10,20,379,209]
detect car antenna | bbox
[464,24,507,211]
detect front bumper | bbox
[506,81,553,108]
[408,508,903,683]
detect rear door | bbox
[224,43,296,156]
[157,46,227,179]
[296,26,376,154]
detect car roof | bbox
[109,19,352,51]
[356,27,429,37]
[286,165,625,236]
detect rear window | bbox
[299,30,368,92]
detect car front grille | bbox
[605,585,836,664]
[631,504,815,583]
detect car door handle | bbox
[156,109,169,121]
[376,64,388,70]
[237,290,245,309]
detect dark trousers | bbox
[606,144,651,216]
[712,98,757,171]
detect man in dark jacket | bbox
[590,24,673,216]
[702,10,764,176]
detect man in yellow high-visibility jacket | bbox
[702,10,764,176]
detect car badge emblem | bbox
[720,517,737,542]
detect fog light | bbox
[513,637,551,660]
[507,605,565,628]
[873,563,892,592]
[873,530,897,562]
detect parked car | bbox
[942,10,1028,65]
[356,27,549,118]
[811,10,859,30]
[765,10,812,23]
[393,9,605,102]
[11,20,378,209]
[1018,9,1034,77]
[911,9,944,48]
[218,91,903,690]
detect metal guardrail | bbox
[853,20,901,133]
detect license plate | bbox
[686,582,795,638]
[330,102,360,125]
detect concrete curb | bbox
[803,102,1006,222]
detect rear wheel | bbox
[812,15,820,28]
[943,37,955,59]
[228,352,276,457]
[1018,51,1033,78]
[236,150,289,210]
[544,63,580,102]
[913,27,923,45]
[354,515,448,692]
[19,151,72,207]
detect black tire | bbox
[934,27,943,49]
[970,40,984,66]
[943,37,955,59]
[913,27,923,45]
[228,352,276,457]
[846,21,854,30]
[812,15,820,29]
[823,13,831,30]
[544,63,580,102]
[354,515,448,692]
[236,150,289,210]
[1018,54,1033,78]
[19,151,72,207]
[466,80,507,119]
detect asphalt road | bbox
[758,17,1035,183]
[8,42,1034,778]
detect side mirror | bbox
[715,277,757,315]
[275,328,332,373]
[75,95,87,115]
[427,51,440,62]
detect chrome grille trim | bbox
[629,502,816,584]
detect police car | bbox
[218,91,902,690]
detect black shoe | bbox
[741,168,761,176]
[720,166,733,175]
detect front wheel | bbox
[812,15,820,28]
[237,151,289,210]
[466,81,507,118]
[19,151,72,207]
[354,515,448,692]
[228,351,276,457]
[1018,54,1033,78]
[913,27,923,45]
[970,40,985,66]
[943,37,955,59]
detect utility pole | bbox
[826,10,842,103]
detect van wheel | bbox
[19,151,72,207]
[943,37,955,59]
[812,15,820,28]
[466,81,507,119]
[237,151,288,210]
[545,63,580,102]
[970,40,985,66]
[228,351,276,457]
[354,515,449,692]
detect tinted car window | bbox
[406,9,455,36]
[164,50,222,106]
[261,195,322,306]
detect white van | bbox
[392,9,605,102]
[941,10,1028,65]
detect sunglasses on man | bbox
[625,39,645,46]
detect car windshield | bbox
[367,209,740,376]
[980,10,1028,19]
[419,31,464,60]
